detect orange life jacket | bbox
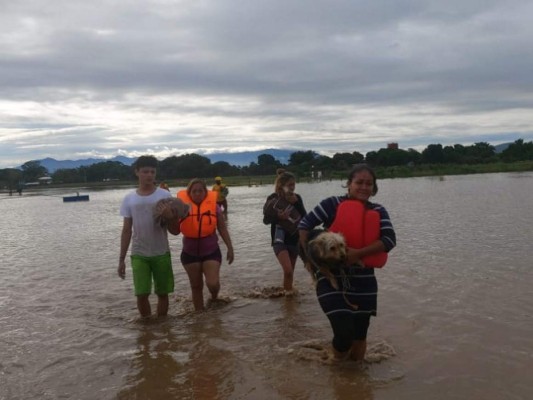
[329,199,388,268]
[177,190,218,238]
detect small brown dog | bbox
[153,197,190,227]
[302,230,347,290]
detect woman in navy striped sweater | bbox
[298,164,396,361]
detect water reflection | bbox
[185,316,236,399]
[2,174,533,400]
[116,321,186,399]
[117,315,237,400]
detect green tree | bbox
[256,154,281,175]
[20,160,48,182]
[158,154,212,179]
[288,150,318,166]
[0,168,23,190]
[314,155,333,172]
[83,161,131,182]
[332,152,362,170]
[406,148,422,165]
[500,139,533,162]
[288,150,319,176]
[209,161,241,178]
[159,156,181,179]
[443,144,465,164]
[52,168,84,184]
[372,148,412,167]
[421,144,445,164]
[465,142,496,164]
[365,151,378,166]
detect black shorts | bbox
[273,243,299,258]
[327,313,371,353]
[180,248,222,265]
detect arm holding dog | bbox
[346,240,386,265]
[156,201,182,235]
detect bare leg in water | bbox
[156,294,169,317]
[276,249,297,292]
[136,294,151,317]
[349,340,367,361]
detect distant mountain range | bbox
[26,149,294,173]
[494,143,511,153]
[20,143,514,173]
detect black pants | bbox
[327,313,371,352]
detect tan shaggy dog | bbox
[302,230,347,290]
[153,197,191,227]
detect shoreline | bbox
[1,161,532,195]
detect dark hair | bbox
[346,164,378,196]
[274,171,296,194]
[133,155,158,170]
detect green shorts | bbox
[131,252,174,296]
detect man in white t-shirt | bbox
[118,155,178,318]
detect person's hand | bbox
[277,209,290,220]
[285,193,297,204]
[167,219,181,235]
[118,260,126,279]
[346,248,362,266]
[157,203,175,220]
[226,247,234,265]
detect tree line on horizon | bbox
[1,139,532,187]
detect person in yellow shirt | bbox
[212,176,228,215]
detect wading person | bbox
[174,178,234,311]
[298,164,396,361]
[118,155,177,318]
[263,171,306,295]
[212,176,229,216]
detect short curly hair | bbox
[133,155,158,170]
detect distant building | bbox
[387,142,399,150]
[38,176,52,185]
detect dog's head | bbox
[307,231,346,265]
[154,198,191,226]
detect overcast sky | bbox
[1,0,533,168]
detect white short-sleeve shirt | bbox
[120,187,172,257]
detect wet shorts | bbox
[273,243,299,258]
[180,247,222,265]
[131,252,174,296]
[327,313,371,353]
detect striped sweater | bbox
[298,195,396,315]
[298,195,396,252]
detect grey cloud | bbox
[1,0,532,166]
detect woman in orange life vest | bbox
[170,178,234,311]
[298,164,396,361]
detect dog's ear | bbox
[308,239,324,260]
[298,240,309,263]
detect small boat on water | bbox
[63,193,90,202]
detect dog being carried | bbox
[300,229,347,290]
[300,229,362,310]
[153,197,190,227]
